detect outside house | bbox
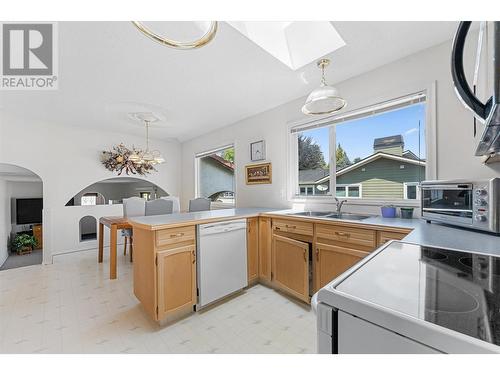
[198,154,235,202]
[299,135,425,200]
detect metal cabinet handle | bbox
[192,250,196,264]
[170,232,185,238]
[285,224,297,229]
[335,231,350,237]
[303,249,307,262]
[316,248,319,261]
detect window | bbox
[299,185,315,195]
[292,93,427,202]
[196,145,235,207]
[404,182,420,200]
[140,192,151,200]
[336,184,362,198]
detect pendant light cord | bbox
[145,120,150,152]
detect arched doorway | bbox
[0,163,43,271]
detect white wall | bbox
[0,113,182,263]
[0,179,9,267]
[181,36,500,213]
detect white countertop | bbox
[130,207,500,255]
[128,208,278,228]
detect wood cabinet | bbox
[156,226,196,248]
[273,218,313,237]
[316,224,376,250]
[133,225,197,323]
[377,230,409,246]
[315,242,369,290]
[33,224,42,250]
[258,217,272,283]
[247,217,259,284]
[156,245,196,321]
[272,234,310,303]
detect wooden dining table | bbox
[98,216,132,280]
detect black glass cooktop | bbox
[335,242,500,346]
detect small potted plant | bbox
[13,234,38,255]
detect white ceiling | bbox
[0,21,461,142]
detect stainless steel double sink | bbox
[289,211,372,221]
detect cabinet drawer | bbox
[273,219,313,237]
[156,226,196,248]
[316,224,376,249]
[377,230,408,245]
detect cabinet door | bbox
[272,234,309,303]
[258,217,272,282]
[156,245,196,320]
[315,243,369,290]
[33,224,43,250]
[377,230,409,246]
[247,217,259,284]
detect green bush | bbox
[12,233,38,251]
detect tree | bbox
[221,148,234,163]
[336,143,351,170]
[298,135,326,170]
[352,157,362,164]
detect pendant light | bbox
[129,118,165,165]
[302,58,346,115]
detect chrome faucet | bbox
[335,197,347,215]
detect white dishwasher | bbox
[197,219,248,309]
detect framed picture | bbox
[250,140,266,161]
[245,162,272,185]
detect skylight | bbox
[227,21,346,70]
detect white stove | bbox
[316,241,500,354]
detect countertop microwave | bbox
[421,178,500,234]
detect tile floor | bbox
[0,249,42,271]
[0,249,316,354]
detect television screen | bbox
[16,198,43,225]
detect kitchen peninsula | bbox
[129,208,418,324]
[130,208,500,325]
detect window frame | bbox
[403,182,420,200]
[195,143,236,209]
[287,84,436,207]
[336,183,362,199]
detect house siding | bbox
[336,158,424,199]
[199,157,234,199]
[373,145,403,156]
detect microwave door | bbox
[422,187,474,226]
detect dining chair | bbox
[160,196,181,213]
[145,199,174,216]
[122,197,146,262]
[188,197,211,212]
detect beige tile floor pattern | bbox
[0,249,316,354]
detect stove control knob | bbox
[475,214,487,222]
[475,189,487,197]
[475,198,487,206]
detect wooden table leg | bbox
[110,224,117,280]
[98,222,104,263]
